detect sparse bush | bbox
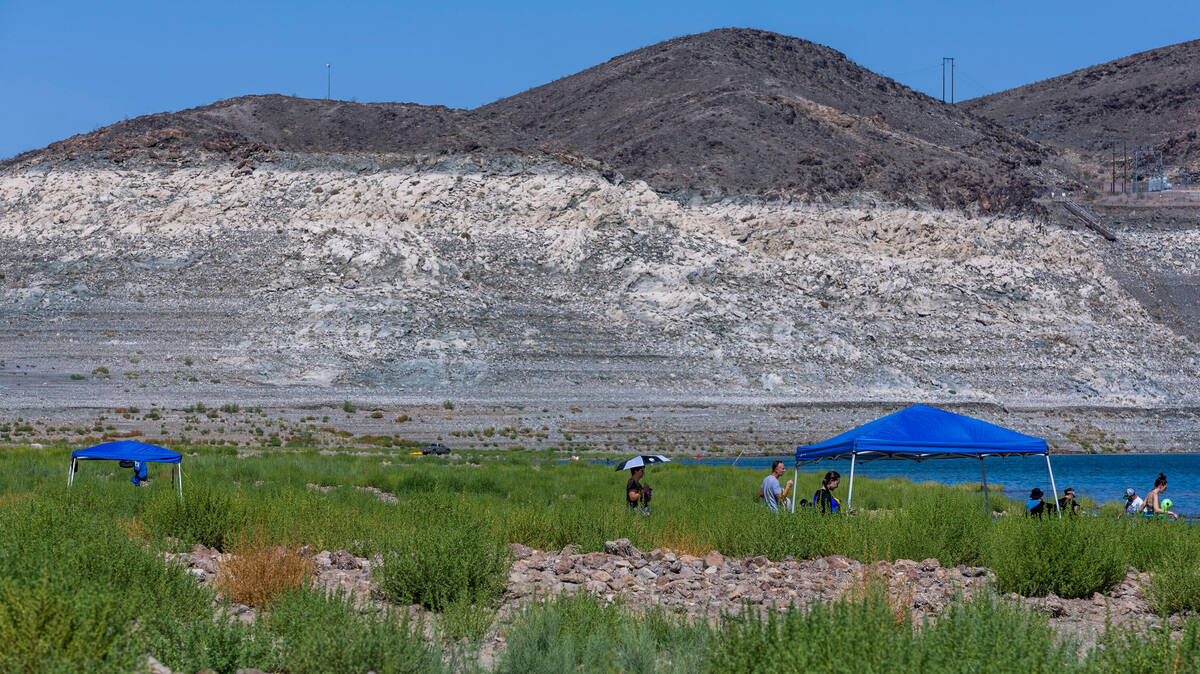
[69,374,85,380]
[439,595,495,643]
[343,400,357,413]
[442,400,455,410]
[216,529,314,608]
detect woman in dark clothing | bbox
[813,470,845,515]
[1026,488,1046,518]
[626,467,651,514]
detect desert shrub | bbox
[144,485,245,550]
[988,517,1126,598]
[439,594,495,643]
[267,588,442,673]
[705,587,905,672]
[913,594,1080,671]
[875,488,989,566]
[216,531,314,607]
[0,578,138,672]
[373,502,508,610]
[145,617,274,674]
[497,594,710,674]
[1086,617,1200,672]
[1148,536,1200,614]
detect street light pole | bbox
[326,64,331,99]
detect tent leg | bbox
[178,463,184,502]
[980,457,992,520]
[791,468,798,513]
[1046,453,1061,519]
[846,452,856,516]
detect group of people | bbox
[761,460,850,515]
[623,461,851,515]
[627,463,1184,521]
[1025,472,1180,520]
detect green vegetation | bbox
[4,446,1200,671]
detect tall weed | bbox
[988,517,1126,598]
[373,501,508,610]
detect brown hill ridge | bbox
[962,39,1200,164]
[3,28,1069,212]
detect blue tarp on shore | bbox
[795,404,1047,465]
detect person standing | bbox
[1119,488,1144,519]
[1137,473,1179,520]
[761,460,793,513]
[626,466,651,514]
[813,470,848,515]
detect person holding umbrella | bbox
[615,455,670,515]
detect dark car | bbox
[424,443,450,456]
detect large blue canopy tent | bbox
[794,404,1058,517]
[68,440,184,500]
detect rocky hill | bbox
[962,39,1200,164]
[1,29,1196,420]
[4,29,1070,213]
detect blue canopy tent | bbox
[68,440,184,500]
[794,404,1058,517]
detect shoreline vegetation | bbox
[4,445,1200,672]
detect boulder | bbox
[604,539,642,558]
[330,550,361,570]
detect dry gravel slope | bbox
[0,152,1194,408]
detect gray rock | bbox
[604,539,641,558]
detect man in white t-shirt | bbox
[761,460,793,513]
[1120,488,1144,518]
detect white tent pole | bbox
[178,462,184,502]
[846,452,856,515]
[980,457,992,519]
[1045,453,1061,519]
[67,457,74,489]
[791,467,798,513]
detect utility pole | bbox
[942,57,956,103]
[326,64,331,99]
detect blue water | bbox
[685,454,1200,513]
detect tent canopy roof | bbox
[795,404,1047,464]
[72,440,182,464]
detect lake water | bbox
[683,454,1200,513]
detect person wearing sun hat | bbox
[1119,488,1144,519]
[1026,488,1046,518]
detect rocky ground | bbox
[167,537,1164,664]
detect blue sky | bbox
[1,0,1195,160]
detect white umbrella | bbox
[614,455,671,471]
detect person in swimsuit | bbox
[1137,473,1179,520]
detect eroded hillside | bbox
[0,154,1193,408]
